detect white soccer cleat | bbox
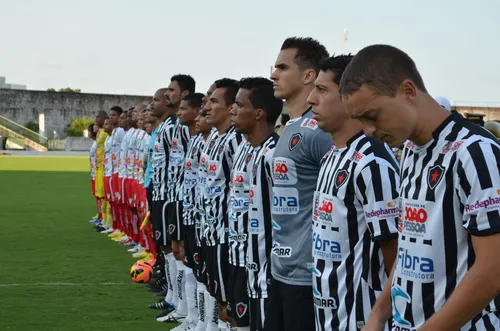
[101,228,114,234]
[157,310,187,323]
[171,318,197,330]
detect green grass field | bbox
[0,155,176,330]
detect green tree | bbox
[65,116,94,137]
[47,88,81,93]
[25,121,39,133]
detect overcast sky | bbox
[1,0,499,106]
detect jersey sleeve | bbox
[355,159,400,241]
[457,141,500,236]
[224,133,244,169]
[307,130,333,164]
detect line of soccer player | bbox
[88,36,500,331]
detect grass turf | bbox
[0,156,176,331]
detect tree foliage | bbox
[47,87,81,93]
[25,121,39,133]
[65,116,94,137]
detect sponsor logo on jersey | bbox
[312,233,342,261]
[272,188,299,214]
[312,266,322,277]
[169,154,184,166]
[397,247,434,281]
[229,229,247,242]
[272,158,297,185]
[232,173,245,189]
[230,196,249,211]
[349,152,364,163]
[427,165,445,190]
[313,288,337,309]
[249,218,259,233]
[249,188,255,204]
[465,194,500,212]
[246,262,258,271]
[365,203,400,220]
[391,286,412,328]
[204,185,222,197]
[313,193,334,223]
[172,140,178,147]
[400,201,428,235]
[334,169,349,189]
[300,118,319,130]
[272,245,292,257]
[207,162,217,177]
[289,133,303,151]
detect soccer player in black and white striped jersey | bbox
[158,75,196,324]
[202,78,244,330]
[340,45,500,331]
[232,79,283,331]
[149,87,179,320]
[307,55,400,331]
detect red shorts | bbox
[91,179,96,196]
[132,180,140,208]
[138,186,147,212]
[125,178,134,208]
[104,176,112,202]
[111,173,120,203]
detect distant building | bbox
[0,76,26,90]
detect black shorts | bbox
[146,185,153,212]
[263,277,315,331]
[151,200,169,247]
[227,265,250,327]
[205,244,229,304]
[166,201,184,241]
[250,298,267,331]
[183,225,197,269]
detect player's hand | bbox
[361,317,387,331]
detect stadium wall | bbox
[0,89,150,138]
[453,106,500,121]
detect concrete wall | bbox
[0,89,150,138]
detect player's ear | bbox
[255,108,265,121]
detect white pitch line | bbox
[0,282,136,287]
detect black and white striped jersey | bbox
[196,131,215,247]
[202,126,244,246]
[228,141,254,267]
[166,120,190,203]
[246,133,279,299]
[183,133,205,226]
[311,132,400,331]
[152,115,176,201]
[392,112,500,331]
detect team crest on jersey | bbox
[219,145,224,154]
[155,230,161,240]
[169,224,176,234]
[253,163,258,176]
[193,253,199,264]
[428,165,445,190]
[236,302,248,318]
[192,146,197,155]
[289,133,303,151]
[300,118,318,130]
[209,140,215,148]
[334,169,349,189]
[246,153,252,165]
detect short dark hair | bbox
[182,93,204,109]
[320,54,354,85]
[110,106,123,116]
[281,37,329,73]
[339,44,427,98]
[171,74,196,94]
[239,77,273,90]
[97,110,109,119]
[249,85,283,125]
[122,110,128,116]
[214,78,239,105]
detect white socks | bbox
[218,319,229,330]
[164,253,176,305]
[206,294,219,331]
[195,282,207,331]
[185,268,198,322]
[175,260,187,316]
